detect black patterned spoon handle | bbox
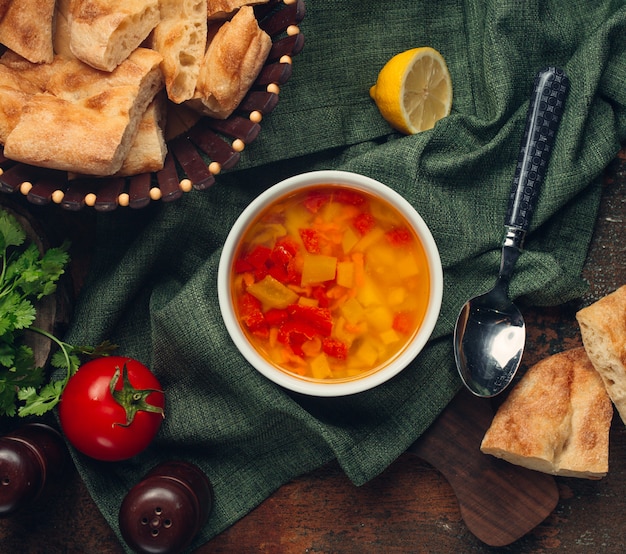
[505,67,570,233]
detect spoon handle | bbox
[505,67,570,232]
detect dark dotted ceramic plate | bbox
[0,0,305,211]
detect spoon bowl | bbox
[454,278,525,397]
[454,67,570,397]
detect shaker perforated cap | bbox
[119,461,213,554]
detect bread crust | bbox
[3,48,164,175]
[0,86,32,144]
[189,5,271,119]
[0,52,68,141]
[480,347,613,479]
[0,0,56,63]
[206,0,269,21]
[69,0,161,71]
[577,284,626,424]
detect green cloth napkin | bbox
[63,0,626,550]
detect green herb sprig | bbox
[0,209,114,417]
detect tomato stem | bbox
[109,364,165,427]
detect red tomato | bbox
[59,356,165,462]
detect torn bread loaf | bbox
[190,5,271,119]
[150,0,208,103]
[577,284,626,425]
[0,0,56,63]
[481,347,613,479]
[69,0,161,71]
[3,48,164,175]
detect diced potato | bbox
[354,341,379,367]
[301,254,337,286]
[365,306,393,332]
[366,243,395,270]
[340,297,365,324]
[380,328,400,345]
[319,200,342,222]
[284,204,312,245]
[396,252,421,279]
[353,227,385,253]
[388,287,406,306]
[336,261,355,288]
[298,296,319,307]
[310,353,333,379]
[356,276,382,307]
[342,226,359,254]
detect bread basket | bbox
[0,0,305,211]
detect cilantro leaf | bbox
[0,211,25,253]
[18,381,66,417]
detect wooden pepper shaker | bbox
[0,423,68,517]
[119,460,214,554]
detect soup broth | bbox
[231,185,431,382]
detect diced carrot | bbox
[268,326,279,348]
[351,252,365,287]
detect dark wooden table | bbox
[0,146,624,553]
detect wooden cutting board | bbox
[408,389,559,547]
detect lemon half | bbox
[370,47,453,135]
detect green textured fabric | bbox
[62,0,626,551]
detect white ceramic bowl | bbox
[218,170,443,396]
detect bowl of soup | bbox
[217,170,443,396]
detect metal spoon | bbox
[454,66,570,397]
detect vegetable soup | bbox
[231,185,431,382]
